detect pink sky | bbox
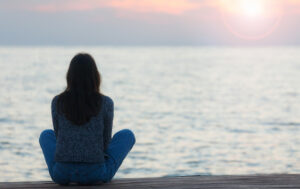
[29,0,300,15]
[1,0,300,45]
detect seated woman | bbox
[39,53,135,185]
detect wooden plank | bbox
[1,175,300,189]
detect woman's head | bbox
[57,53,103,125]
[66,53,100,93]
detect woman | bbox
[39,53,135,185]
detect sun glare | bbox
[219,0,282,40]
[240,0,264,17]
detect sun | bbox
[220,0,266,18]
[240,0,264,17]
[219,0,282,40]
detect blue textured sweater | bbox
[51,95,114,163]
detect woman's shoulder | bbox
[51,95,60,112]
[101,95,114,111]
[101,95,113,105]
[51,95,60,106]
[52,95,59,102]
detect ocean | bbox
[0,46,299,181]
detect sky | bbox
[0,0,300,46]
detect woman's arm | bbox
[51,96,59,137]
[103,97,114,151]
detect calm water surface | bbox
[0,47,299,181]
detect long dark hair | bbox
[57,53,102,125]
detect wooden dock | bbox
[1,174,300,189]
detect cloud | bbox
[31,0,201,15]
[33,0,108,12]
[217,0,300,15]
[107,0,199,14]
[2,0,300,16]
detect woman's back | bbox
[52,95,114,163]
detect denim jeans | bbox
[39,129,135,185]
